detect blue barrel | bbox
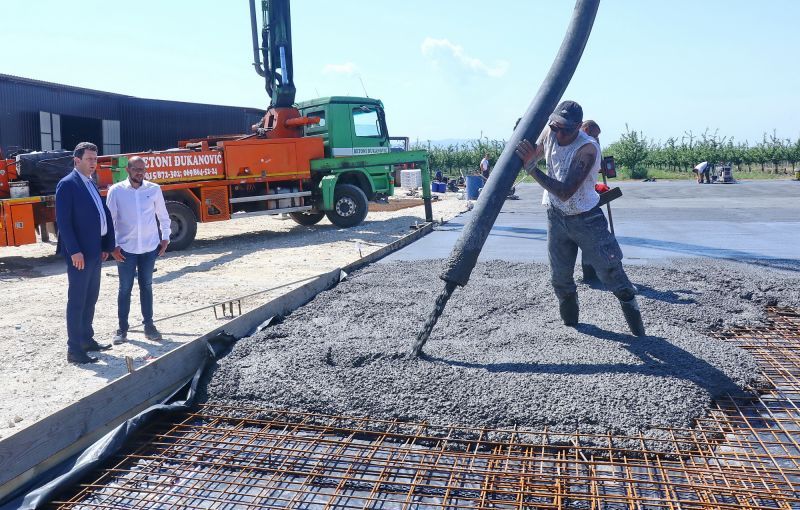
[466,175,483,199]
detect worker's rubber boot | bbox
[559,293,579,327]
[619,296,646,337]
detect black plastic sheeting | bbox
[0,334,234,510]
[16,151,74,196]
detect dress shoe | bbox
[83,340,112,352]
[67,351,99,364]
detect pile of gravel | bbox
[200,259,799,450]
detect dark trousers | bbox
[66,255,102,353]
[546,206,636,301]
[117,247,158,332]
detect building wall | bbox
[0,77,119,155]
[119,98,264,153]
[0,74,264,156]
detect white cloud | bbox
[421,37,509,78]
[322,62,358,76]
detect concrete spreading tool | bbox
[411,0,601,357]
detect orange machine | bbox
[96,137,322,185]
[0,197,39,247]
[0,159,37,247]
[0,136,326,250]
[221,137,320,180]
[0,158,18,199]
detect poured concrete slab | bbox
[384,180,800,270]
[201,258,800,451]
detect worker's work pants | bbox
[65,255,102,353]
[546,205,635,301]
[117,247,158,333]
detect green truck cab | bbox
[294,96,432,227]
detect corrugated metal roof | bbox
[0,73,264,112]
[0,73,131,98]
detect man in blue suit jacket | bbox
[56,142,115,364]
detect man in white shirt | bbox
[480,153,490,179]
[106,156,171,344]
[693,161,710,184]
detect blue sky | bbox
[3,1,798,145]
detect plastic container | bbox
[275,187,291,209]
[465,175,483,200]
[431,182,446,193]
[9,181,30,198]
[400,169,422,189]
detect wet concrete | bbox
[200,180,800,450]
[200,259,799,450]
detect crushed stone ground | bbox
[200,259,800,450]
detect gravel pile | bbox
[200,259,800,450]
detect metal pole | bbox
[602,170,614,235]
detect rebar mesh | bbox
[50,308,800,509]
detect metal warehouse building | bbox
[0,73,265,157]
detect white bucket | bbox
[275,187,291,209]
[9,181,30,198]
[291,186,301,207]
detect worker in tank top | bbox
[514,100,646,337]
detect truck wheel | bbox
[289,211,325,226]
[325,184,368,228]
[165,201,197,251]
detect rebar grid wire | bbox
[49,308,800,509]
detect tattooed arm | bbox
[515,141,597,202]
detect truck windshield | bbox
[353,107,382,138]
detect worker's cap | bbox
[548,101,583,129]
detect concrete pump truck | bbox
[0,0,433,251]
